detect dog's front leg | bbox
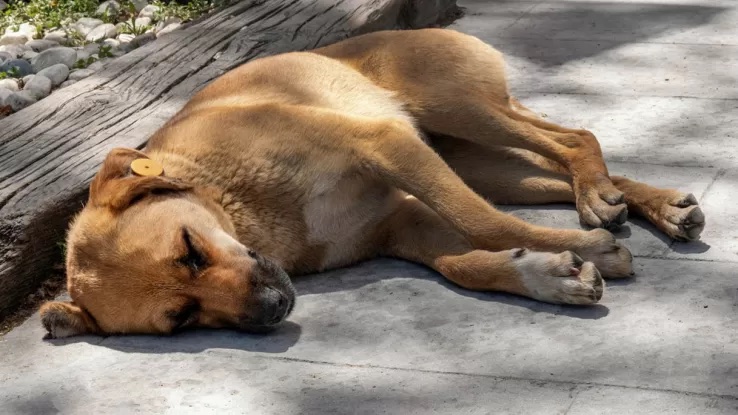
[354,119,633,278]
[377,195,605,305]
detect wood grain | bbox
[0,0,459,318]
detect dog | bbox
[39,28,705,338]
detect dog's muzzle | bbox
[239,253,296,332]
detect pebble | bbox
[60,79,77,88]
[86,24,117,42]
[26,39,59,52]
[103,38,120,49]
[0,78,20,91]
[130,32,156,49]
[0,33,29,46]
[75,18,104,36]
[118,33,135,43]
[0,59,34,77]
[131,0,148,13]
[44,30,67,44]
[0,44,25,58]
[31,47,77,72]
[97,1,120,16]
[135,17,152,28]
[21,50,38,60]
[0,51,12,63]
[68,68,95,81]
[22,74,33,84]
[24,74,52,99]
[86,60,107,72]
[37,64,69,87]
[139,5,159,19]
[5,90,37,111]
[0,88,13,106]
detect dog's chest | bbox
[303,172,400,270]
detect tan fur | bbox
[40,29,704,338]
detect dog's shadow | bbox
[48,257,612,354]
[294,258,611,320]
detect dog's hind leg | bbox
[433,137,705,241]
[376,196,605,305]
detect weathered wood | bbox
[0,0,459,318]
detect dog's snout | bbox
[264,289,291,324]
[247,249,258,259]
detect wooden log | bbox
[0,0,460,318]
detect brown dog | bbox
[40,29,705,338]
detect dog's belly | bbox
[303,172,402,271]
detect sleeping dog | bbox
[40,29,704,338]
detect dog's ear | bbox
[89,148,192,210]
[40,301,100,339]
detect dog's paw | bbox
[512,249,604,305]
[576,182,628,230]
[650,192,705,241]
[576,229,633,279]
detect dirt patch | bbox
[0,265,65,336]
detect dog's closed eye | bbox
[178,228,208,273]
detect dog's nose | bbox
[247,249,258,259]
[264,288,290,325]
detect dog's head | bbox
[40,148,295,338]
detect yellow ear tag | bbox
[131,158,164,177]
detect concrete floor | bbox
[2,0,737,413]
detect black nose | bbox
[264,289,290,325]
[247,249,258,259]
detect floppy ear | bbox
[40,301,100,339]
[89,147,192,210]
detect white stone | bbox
[87,60,107,72]
[76,49,91,62]
[139,4,159,19]
[68,68,95,81]
[60,79,77,88]
[36,64,69,87]
[102,38,120,49]
[74,18,104,37]
[16,23,37,38]
[4,90,36,111]
[0,51,12,63]
[135,17,152,28]
[86,24,117,42]
[21,50,38,60]
[0,78,19,91]
[0,88,12,106]
[130,32,155,48]
[131,0,148,13]
[26,39,58,52]
[97,1,120,16]
[43,30,67,44]
[0,33,29,46]
[0,44,24,58]
[118,33,135,43]
[0,1,7,12]
[24,74,52,99]
[21,75,33,84]
[31,47,77,72]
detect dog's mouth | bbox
[239,256,296,332]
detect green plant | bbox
[73,56,96,69]
[0,72,8,80]
[98,44,113,58]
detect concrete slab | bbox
[507,94,738,169]
[2,0,738,413]
[501,1,738,46]
[3,257,737,402]
[568,386,738,415]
